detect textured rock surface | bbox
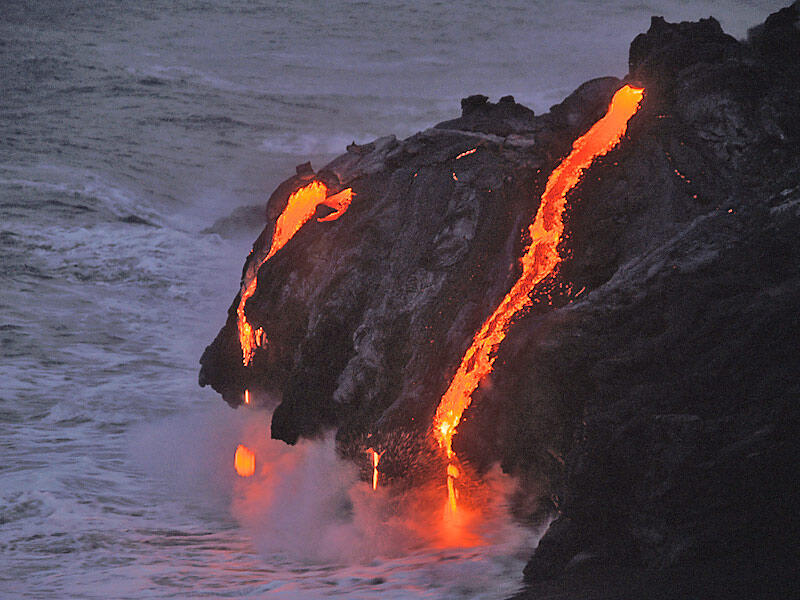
[200,4,799,597]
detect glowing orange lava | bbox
[368,448,381,491]
[237,181,354,365]
[446,463,459,515]
[234,444,256,477]
[433,85,644,510]
[244,389,250,405]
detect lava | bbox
[237,181,354,365]
[432,85,644,510]
[234,444,256,477]
[368,448,381,491]
[446,463,459,515]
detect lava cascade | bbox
[433,85,644,511]
[368,449,381,491]
[237,181,353,365]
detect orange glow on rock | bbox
[244,389,250,405]
[236,181,354,366]
[234,444,256,477]
[433,85,644,510]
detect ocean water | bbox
[0,1,783,598]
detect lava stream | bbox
[368,448,381,491]
[433,85,644,512]
[237,181,353,365]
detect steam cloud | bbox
[129,403,533,566]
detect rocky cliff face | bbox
[200,4,799,596]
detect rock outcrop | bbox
[200,4,799,597]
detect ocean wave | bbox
[0,166,166,228]
[0,490,57,525]
[131,64,253,95]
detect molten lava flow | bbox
[236,181,354,365]
[244,389,250,405]
[234,444,256,477]
[368,448,381,491]
[433,85,644,510]
[317,188,353,222]
[446,463,459,515]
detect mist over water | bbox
[1,1,784,597]
[127,405,534,599]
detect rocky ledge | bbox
[200,4,799,598]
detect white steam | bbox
[128,402,541,597]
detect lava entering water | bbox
[234,444,256,477]
[237,181,353,365]
[433,85,644,513]
[368,448,381,491]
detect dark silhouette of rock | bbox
[199,5,799,597]
[201,204,264,239]
[628,16,741,85]
[748,1,800,64]
[436,93,537,136]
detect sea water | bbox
[0,1,781,597]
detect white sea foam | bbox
[0,164,167,227]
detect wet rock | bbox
[523,517,586,581]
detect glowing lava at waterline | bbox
[237,181,353,365]
[234,444,256,477]
[368,449,381,491]
[433,85,644,512]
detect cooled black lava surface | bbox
[200,4,799,597]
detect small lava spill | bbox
[237,181,353,366]
[433,85,644,515]
[368,448,382,491]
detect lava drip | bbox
[234,444,256,477]
[237,181,353,366]
[368,449,382,491]
[433,85,644,513]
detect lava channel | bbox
[237,181,353,366]
[433,85,644,514]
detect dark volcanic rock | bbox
[435,94,537,136]
[748,1,800,64]
[628,16,741,86]
[201,204,264,239]
[199,5,799,597]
